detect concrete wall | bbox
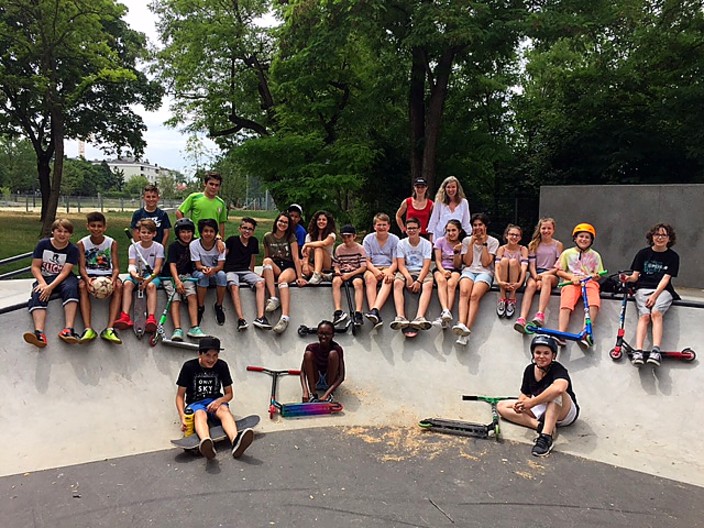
[540,184,704,289]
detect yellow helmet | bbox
[572,223,596,239]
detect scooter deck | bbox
[279,401,343,417]
[419,417,492,439]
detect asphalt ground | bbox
[3,426,703,528]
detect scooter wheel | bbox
[269,404,276,419]
[524,324,537,335]
[681,348,696,362]
[609,348,622,361]
[149,334,159,347]
[298,325,310,337]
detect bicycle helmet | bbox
[174,217,195,234]
[572,223,596,239]
[530,335,559,356]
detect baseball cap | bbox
[340,224,356,235]
[287,203,303,215]
[414,178,428,186]
[198,337,224,352]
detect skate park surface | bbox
[2,278,703,527]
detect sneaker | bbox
[265,297,280,313]
[452,322,471,337]
[531,433,554,457]
[79,328,98,343]
[170,328,185,342]
[58,327,80,344]
[308,393,320,403]
[505,299,516,319]
[431,317,445,329]
[253,316,272,330]
[273,317,289,334]
[197,305,205,325]
[113,312,133,330]
[531,312,545,327]
[308,272,323,285]
[187,326,208,338]
[389,316,409,330]
[214,304,225,325]
[100,327,122,344]
[496,298,506,318]
[320,272,333,282]
[353,311,364,327]
[577,335,593,351]
[631,350,644,366]
[647,348,662,366]
[237,318,248,331]
[23,330,47,349]
[513,317,527,334]
[199,437,216,460]
[324,393,335,403]
[333,310,348,325]
[455,335,469,346]
[145,315,158,333]
[440,309,453,325]
[231,428,254,458]
[364,308,383,328]
[411,316,431,331]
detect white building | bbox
[96,157,179,183]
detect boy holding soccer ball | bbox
[77,212,123,344]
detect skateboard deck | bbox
[133,260,146,339]
[402,326,418,338]
[171,414,260,450]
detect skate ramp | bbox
[0,281,702,486]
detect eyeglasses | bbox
[653,233,669,238]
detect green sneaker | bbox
[79,328,98,344]
[171,328,185,342]
[100,327,122,344]
[187,326,207,338]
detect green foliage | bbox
[124,175,151,197]
[0,138,36,192]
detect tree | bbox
[0,0,163,235]
[0,137,36,192]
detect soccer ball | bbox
[91,277,114,299]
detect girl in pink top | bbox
[514,218,563,333]
[395,177,434,237]
[495,224,529,319]
[432,219,466,328]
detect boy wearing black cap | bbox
[175,337,254,460]
[331,224,367,326]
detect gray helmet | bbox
[530,335,558,356]
[174,217,195,234]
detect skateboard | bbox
[171,414,260,451]
[402,326,418,338]
[133,259,146,339]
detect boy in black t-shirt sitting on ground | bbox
[175,337,254,460]
[620,223,680,367]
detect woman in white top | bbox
[426,176,472,242]
[302,210,337,285]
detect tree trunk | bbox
[40,112,65,237]
[409,47,426,189]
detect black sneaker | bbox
[214,304,225,326]
[364,308,383,328]
[231,428,254,458]
[531,434,553,457]
[199,437,216,460]
[197,305,205,325]
[237,318,248,331]
[253,316,272,330]
[353,311,364,327]
[333,310,348,325]
[308,393,319,403]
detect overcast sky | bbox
[66,1,216,177]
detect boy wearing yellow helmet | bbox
[554,223,605,347]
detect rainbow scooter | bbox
[247,366,343,419]
[525,271,607,350]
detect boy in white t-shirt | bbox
[191,218,228,326]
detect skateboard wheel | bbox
[297,325,309,337]
[682,348,696,362]
[609,348,622,361]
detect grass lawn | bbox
[0,209,279,278]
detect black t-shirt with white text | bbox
[630,246,680,300]
[176,358,233,405]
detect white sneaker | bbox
[411,316,432,331]
[440,309,453,325]
[455,335,469,346]
[308,272,322,285]
[265,297,280,313]
[452,322,470,337]
[389,316,409,330]
[431,317,445,329]
[273,317,289,334]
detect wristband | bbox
[128,264,137,274]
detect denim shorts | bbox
[187,398,229,414]
[193,270,227,288]
[460,270,493,286]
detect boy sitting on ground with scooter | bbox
[554,223,604,348]
[300,320,345,403]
